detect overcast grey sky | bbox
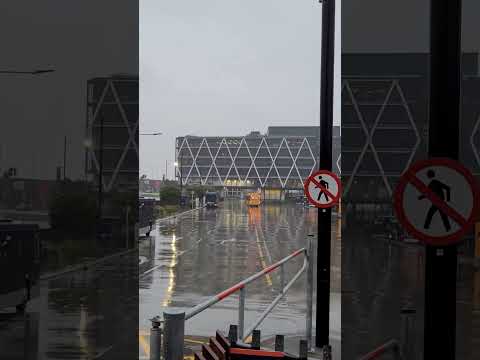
[140,0,341,179]
[0,0,137,180]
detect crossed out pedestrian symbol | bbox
[394,158,479,246]
[304,170,341,209]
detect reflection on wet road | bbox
[139,199,341,356]
[0,250,138,360]
[343,210,480,360]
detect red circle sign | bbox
[304,170,341,208]
[394,158,480,246]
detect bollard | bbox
[228,324,238,344]
[400,308,416,359]
[299,339,308,360]
[251,329,261,350]
[150,317,162,360]
[163,310,185,360]
[322,344,332,360]
[275,335,284,351]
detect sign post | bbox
[317,0,336,350]
[424,1,462,358]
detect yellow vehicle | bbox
[246,192,262,207]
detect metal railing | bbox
[150,238,314,360]
[358,339,404,360]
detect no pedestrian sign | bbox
[304,170,341,208]
[394,158,480,246]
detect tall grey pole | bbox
[317,0,335,349]
[97,116,104,240]
[63,135,67,180]
[424,0,461,358]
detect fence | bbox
[150,239,314,360]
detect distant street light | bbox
[140,132,164,178]
[0,69,55,75]
[140,132,162,136]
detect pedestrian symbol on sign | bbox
[316,176,330,202]
[394,158,480,246]
[418,169,451,232]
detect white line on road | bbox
[93,345,114,359]
[140,237,207,277]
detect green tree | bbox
[49,181,97,235]
[160,185,180,205]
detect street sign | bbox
[304,170,341,208]
[394,158,480,246]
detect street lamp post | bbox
[0,68,56,178]
[140,132,163,179]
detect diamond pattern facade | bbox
[176,127,340,189]
[85,75,139,192]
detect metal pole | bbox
[125,206,130,249]
[238,287,246,340]
[97,115,104,240]
[306,236,314,349]
[63,135,67,180]
[400,308,416,359]
[179,153,183,197]
[317,0,335,349]
[280,263,285,291]
[425,0,461,359]
[150,317,162,360]
[163,310,185,360]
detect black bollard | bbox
[275,335,285,352]
[228,324,238,344]
[299,339,308,359]
[251,329,261,350]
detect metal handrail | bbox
[186,247,306,320]
[358,339,404,360]
[152,239,314,360]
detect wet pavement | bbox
[342,209,480,360]
[0,250,138,360]
[139,199,341,359]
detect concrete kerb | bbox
[156,205,206,223]
[40,247,136,281]
[138,205,206,236]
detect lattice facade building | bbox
[175,126,340,190]
[85,74,139,192]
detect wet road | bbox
[0,250,138,360]
[139,199,341,357]
[342,208,480,360]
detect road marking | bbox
[139,334,150,357]
[93,345,114,359]
[255,227,273,287]
[141,237,206,277]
